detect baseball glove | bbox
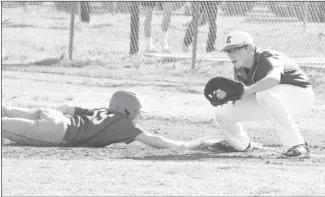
[204,77,245,107]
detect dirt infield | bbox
[2,7,325,196]
[2,61,325,196]
[2,148,325,196]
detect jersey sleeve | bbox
[111,118,143,144]
[261,53,285,75]
[74,107,94,116]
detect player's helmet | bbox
[109,90,148,118]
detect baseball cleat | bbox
[205,140,251,153]
[162,46,172,53]
[182,44,190,52]
[281,142,311,158]
[145,47,157,53]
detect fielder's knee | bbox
[214,105,236,124]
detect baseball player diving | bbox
[2,90,207,150]
[206,31,315,158]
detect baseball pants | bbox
[214,84,315,150]
[2,106,70,146]
[183,2,219,52]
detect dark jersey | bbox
[62,107,142,147]
[234,48,311,88]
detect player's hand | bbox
[215,89,227,100]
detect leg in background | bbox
[129,2,140,55]
[143,5,155,52]
[182,2,197,52]
[205,2,218,53]
[161,2,173,52]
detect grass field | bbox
[2,7,325,196]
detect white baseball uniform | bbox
[214,49,314,150]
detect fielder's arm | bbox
[245,57,284,94]
[245,67,282,94]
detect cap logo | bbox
[226,36,231,44]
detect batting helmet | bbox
[109,90,148,117]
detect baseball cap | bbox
[220,31,255,52]
[109,90,149,116]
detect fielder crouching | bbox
[210,31,315,158]
[2,90,206,150]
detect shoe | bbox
[281,142,311,158]
[145,46,157,53]
[206,140,251,153]
[145,37,157,53]
[162,45,172,53]
[182,44,190,52]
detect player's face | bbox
[130,110,142,125]
[226,46,250,69]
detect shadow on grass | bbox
[91,23,114,28]
[2,54,65,67]
[2,22,114,30]
[2,23,66,29]
[119,152,268,161]
[2,62,36,67]
[2,24,38,28]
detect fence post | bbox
[69,3,76,60]
[191,2,200,70]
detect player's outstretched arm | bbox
[135,130,205,150]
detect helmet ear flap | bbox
[124,109,130,116]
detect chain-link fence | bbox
[2,1,325,66]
